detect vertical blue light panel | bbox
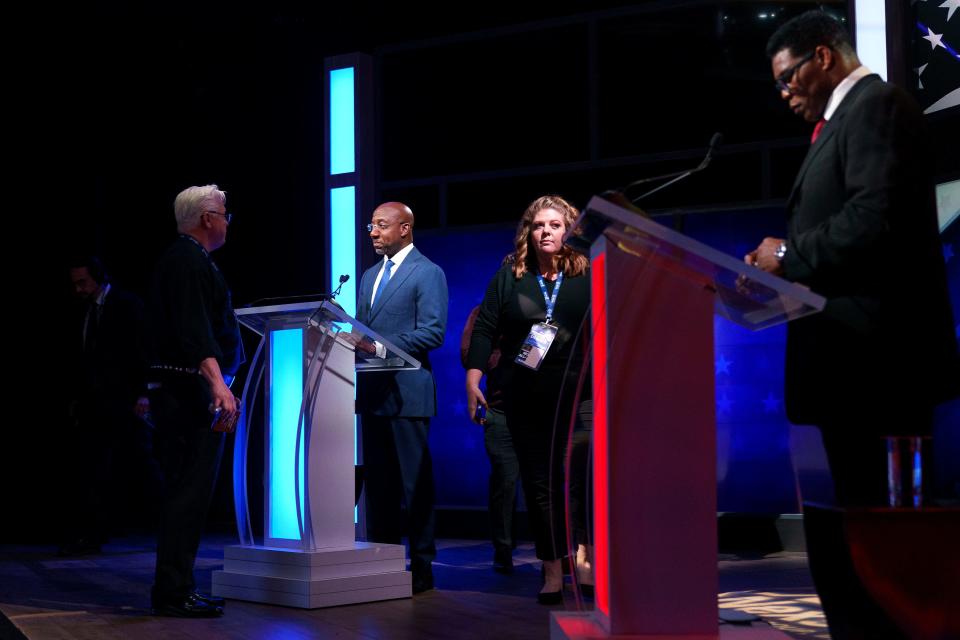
[330,67,355,175]
[330,186,357,317]
[269,328,306,540]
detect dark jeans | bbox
[150,377,224,602]
[483,408,520,554]
[360,415,436,574]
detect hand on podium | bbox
[342,332,378,355]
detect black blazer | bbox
[781,75,958,428]
[71,286,146,418]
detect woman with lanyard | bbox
[466,195,592,604]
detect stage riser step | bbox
[223,542,406,566]
[223,557,406,580]
[212,581,411,609]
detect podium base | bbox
[551,612,793,640]
[212,541,411,608]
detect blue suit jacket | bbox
[355,246,448,417]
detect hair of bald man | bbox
[375,202,415,228]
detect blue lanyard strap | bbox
[536,271,564,323]
[179,234,221,274]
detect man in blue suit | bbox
[356,201,448,594]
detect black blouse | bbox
[466,263,591,403]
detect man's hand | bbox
[342,332,377,354]
[199,357,237,417]
[209,380,238,416]
[745,237,786,276]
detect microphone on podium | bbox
[331,274,350,300]
[616,132,723,205]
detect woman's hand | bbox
[465,368,488,425]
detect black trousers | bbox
[803,410,934,640]
[61,400,115,545]
[149,377,224,602]
[360,415,436,574]
[507,397,592,561]
[483,408,520,554]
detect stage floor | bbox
[0,535,828,639]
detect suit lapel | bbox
[785,75,880,212]
[358,263,380,322]
[367,247,422,323]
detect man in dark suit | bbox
[356,201,448,594]
[62,257,146,555]
[747,11,959,638]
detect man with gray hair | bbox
[144,184,243,618]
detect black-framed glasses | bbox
[774,51,815,94]
[204,210,232,224]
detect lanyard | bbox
[180,234,221,274]
[536,272,564,323]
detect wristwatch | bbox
[774,241,788,263]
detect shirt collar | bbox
[94,282,111,306]
[384,243,415,269]
[823,65,871,121]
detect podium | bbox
[212,300,422,608]
[551,197,825,639]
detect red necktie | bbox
[811,118,826,143]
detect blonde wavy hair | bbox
[510,195,589,279]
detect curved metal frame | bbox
[293,324,340,551]
[233,335,267,547]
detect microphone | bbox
[620,132,723,204]
[331,274,350,299]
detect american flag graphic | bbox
[913,0,960,113]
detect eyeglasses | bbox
[774,51,815,94]
[366,222,397,232]
[204,210,232,224]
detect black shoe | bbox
[192,591,225,607]
[492,548,514,575]
[412,569,434,594]
[152,593,224,618]
[537,589,563,605]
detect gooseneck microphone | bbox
[242,275,350,308]
[331,274,350,299]
[620,132,723,204]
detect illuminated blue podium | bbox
[212,300,421,608]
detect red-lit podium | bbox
[551,196,825,639]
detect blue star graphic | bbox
[762,391,782,414]
[717,393,734,415]
[944,243,955,262]
[715,354,733,376]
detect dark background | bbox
[5,1,957,541]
